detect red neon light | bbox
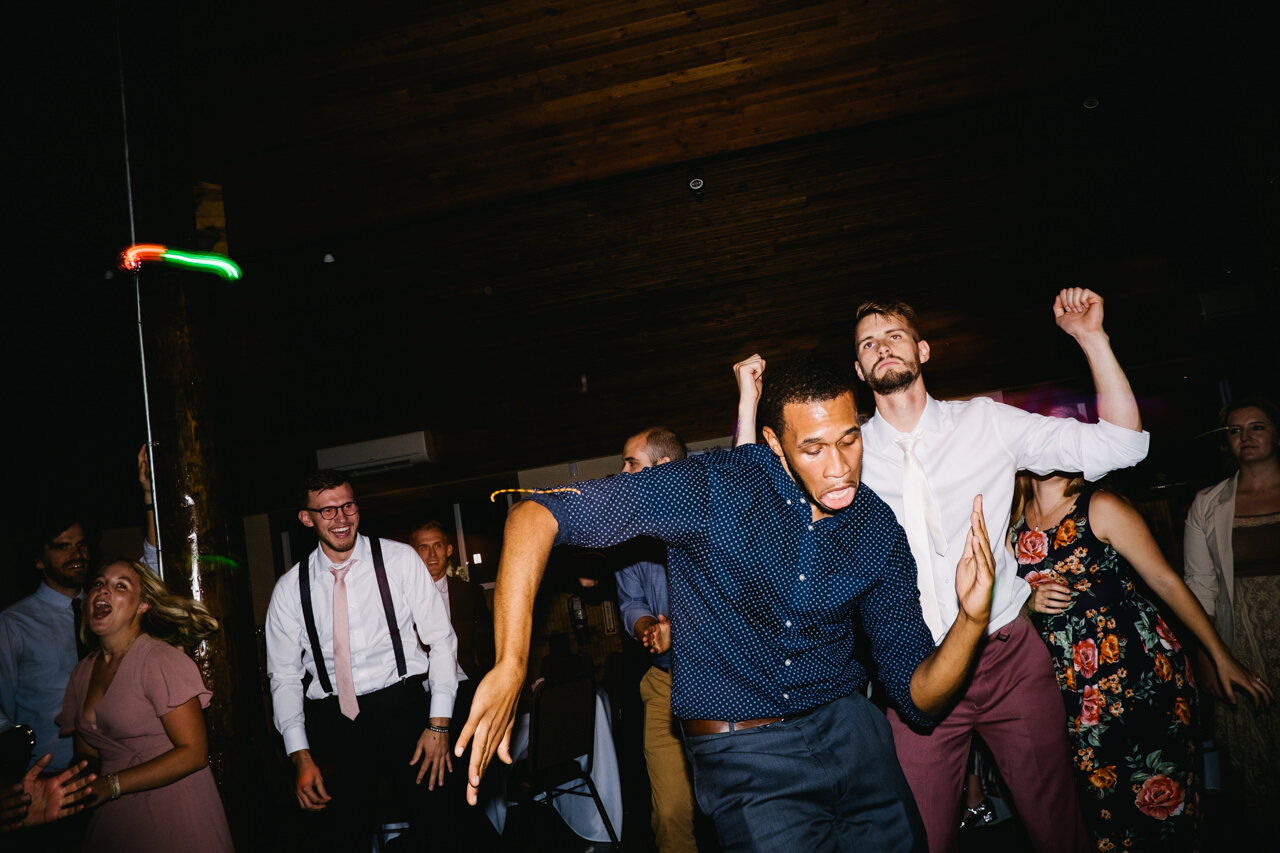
[121,244,167,271]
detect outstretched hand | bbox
[954,495,995,628]
[453,660,525,805]
[1053,287,1105,340]
[1,755,95,832]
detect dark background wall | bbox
[11,0,1277,543]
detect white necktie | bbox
[330,565,360,720]
[895,435,948,640]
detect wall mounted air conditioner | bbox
[316,431,433,476]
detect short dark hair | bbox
[297,469,352,509]
[758,355,856,437]
[853,299,923,341]
[637,427,688,463]
[33,506,88,565]
[409,519,451,543]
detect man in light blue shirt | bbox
[615,426,699,853]
[2,454,160,773]
[0,514,92,771]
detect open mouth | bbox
[91,599,112,619]
[821,484,856,510]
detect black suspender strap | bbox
[370,537,408,680]
[297,537,408,696]
[297,554,334,695]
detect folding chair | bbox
[513,674,622,849]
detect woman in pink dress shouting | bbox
[58,559,233,851]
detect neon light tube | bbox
[119,244,242,280]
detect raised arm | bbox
[454,499,559,804]
[1091,492,1271,708]
[1053,288,1141,431]
[733,353,766,447]
[908,496,995,716]
[138,445,157,549]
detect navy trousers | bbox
[683,691,927,852]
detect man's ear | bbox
[445,543,454,559]
[298,510,315,529]
[656,456,672,466]
[854,361,865,381]
[762,425,785,459]
[917,339,930,365]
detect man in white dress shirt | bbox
[265,470,459,849]
[734,289,1148,853]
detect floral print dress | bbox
[1013,488,1200,852]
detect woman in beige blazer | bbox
[1184,396,1280,846]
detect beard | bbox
[318,525,358,557]
[863,359,919,395]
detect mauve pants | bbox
[888,615,1087,853]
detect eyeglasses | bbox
[305,501,360,520]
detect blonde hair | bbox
[86,560,220,649]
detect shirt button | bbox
[798,574,806,581]
[807,524,814,531]
[783,693,790,700]
[785,620,792,628]
[784,659,792,666]
[786,499,792,505]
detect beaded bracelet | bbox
[428,724,450,734]
[109,773,122,800]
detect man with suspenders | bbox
[265,470,459,848]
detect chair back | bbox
[527,674,597,789]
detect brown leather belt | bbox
[682,708,811,737]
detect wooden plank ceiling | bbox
[229,0,1061,235]
[176,0,1273,509]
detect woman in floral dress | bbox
[1012,470,1269,851]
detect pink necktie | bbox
[330,566,360,720]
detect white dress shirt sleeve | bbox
[264,565,311,755]
[397,547,458,720]
[998,408,1149,482]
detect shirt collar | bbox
[866,393,943,441]
[34,581,78,607]
[310,533,368,576]
[747,445,813,520]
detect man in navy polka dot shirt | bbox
[733,290,1147,853]
[456,356,997,851]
